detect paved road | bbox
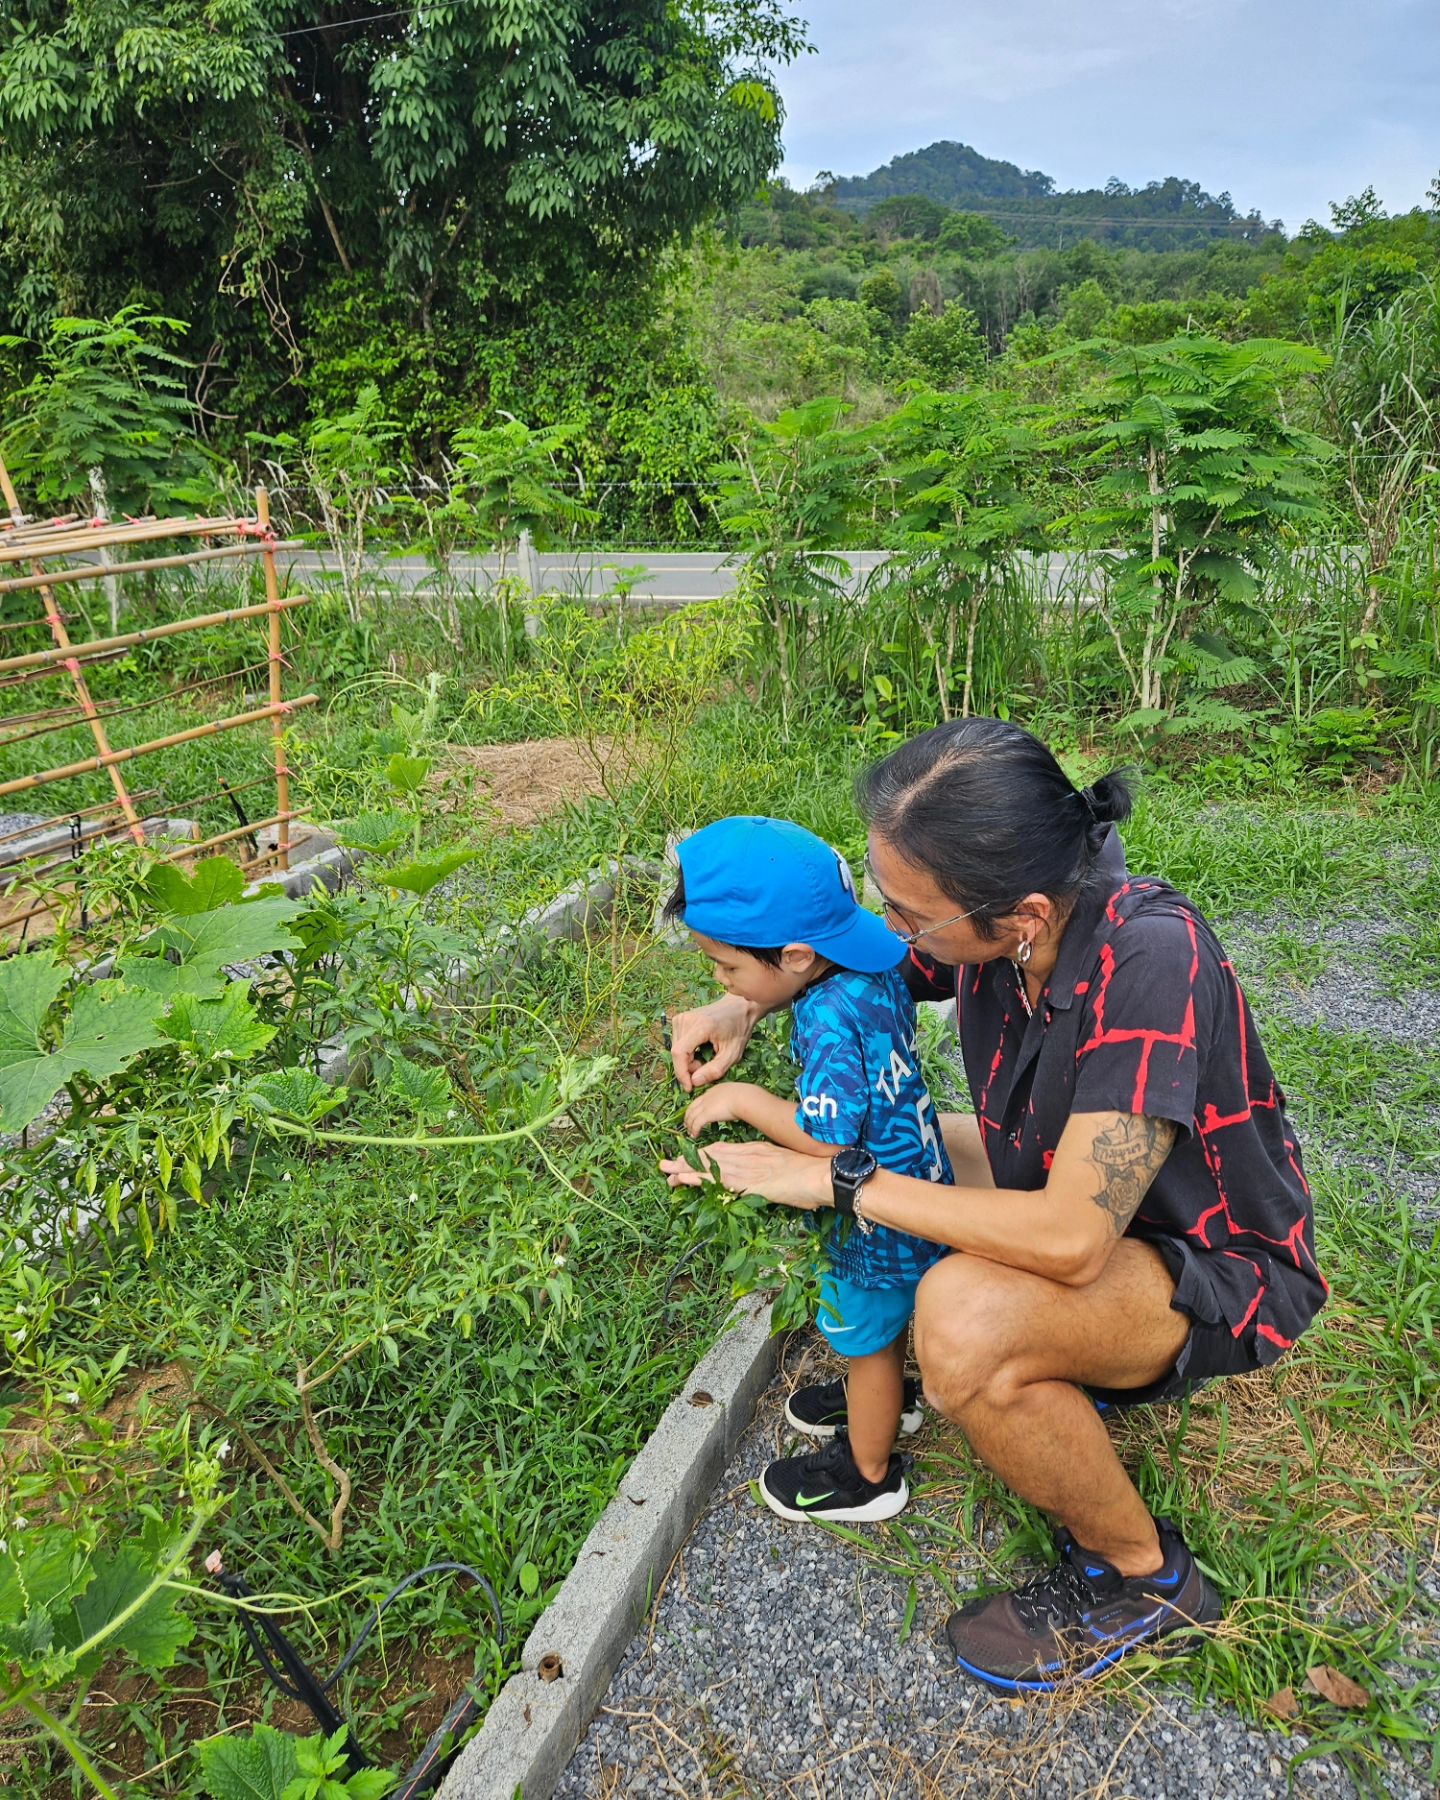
[269,547,1094,606]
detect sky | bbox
[773,0,1439,230]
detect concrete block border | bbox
[439,1296,783,1800]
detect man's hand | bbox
[668,995,761,1093]
[683,1081,753,1136]
[660,1141,832,1211]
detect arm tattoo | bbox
[1086,1115,1177,1238]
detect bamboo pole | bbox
[0,594,309,677]
[0,451,147,845]
[0,792,162,848]
[0,538,303,596]
[0,696,319,799]
[162,810,305,863]
[0,515,257,562]
[255,487,291,871]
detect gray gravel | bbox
[556,898,1440,1800]
[555,1344,1434,1800]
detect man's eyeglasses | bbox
[863,854,984,947]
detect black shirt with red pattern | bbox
[903,827,1326,1363]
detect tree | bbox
[858,268,906,332]
[1057,334,1335,721]
[0,1,807,426]
[866,194,950,244]
[892,301,988,389]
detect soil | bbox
[439,736,635,829]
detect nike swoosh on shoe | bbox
[795,1490,835,1508]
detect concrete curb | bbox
[439,1297,783,1800]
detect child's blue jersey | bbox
[790,964,954,1287]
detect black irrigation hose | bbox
[214,1557,505,1795]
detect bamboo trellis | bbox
[0,453,318,945]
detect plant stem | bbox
[18,1693,126,1800]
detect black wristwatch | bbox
[831,1147,878,1234]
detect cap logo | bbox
[836,855,856,899]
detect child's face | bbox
[689,931,819,1008]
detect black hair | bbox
[857,718,1134,941]
[662,868,786,968]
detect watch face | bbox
[832,1147,878,1185]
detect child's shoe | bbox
[785,1375,924,1440]
[758,1429,909,1523]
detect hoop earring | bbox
[1015,938,1032,967]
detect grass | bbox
[6,577,1440,1795]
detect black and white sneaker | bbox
[758,1430,910,1524]
[784,1375,924,1440]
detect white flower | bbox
[281,1171,292,1182]
[11,1517,26,1531]
[447,1109,458,1120]
[552,1253,567,1269]
[217,1440,232,1463]
[407,1192,419,1204]
[64,1392,80,1405]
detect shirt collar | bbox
[1042,826,1130,1011]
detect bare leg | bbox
[913,1241,1190,1576]
[845,1331,907,1483]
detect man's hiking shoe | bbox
[945,1518,1223,1691]
[784,1376,924,1440]
[759,1430,909,1524]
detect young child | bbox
[666,815,954,1524]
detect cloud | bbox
[773,0,1438,222]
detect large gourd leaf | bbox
[388,1053,452,1117]
[121,898,305,1000]
[382,848,478,897]
[0,950,66,1064]
[0,1534,95,1674]
[158,983,275,1064]
[57,1543,195,1677]
[196,1724,304,1800]
[241,1066,347,1124]
[146,856,245,916]
[0,978,165,1133]
[335,810,410,855]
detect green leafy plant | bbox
[0,306,204,515]
[198,1725,394,1800]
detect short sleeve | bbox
[792,1002,869,1149]
[1071,910,1220,1135]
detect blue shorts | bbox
[817,1269,919,1359]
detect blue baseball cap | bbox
[676,817,905,974]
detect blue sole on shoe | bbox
[951,1603,1208,1692]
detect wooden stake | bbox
[0,451,146,845]
[256,487,291,871]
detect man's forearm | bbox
[857,1166,1100,1285]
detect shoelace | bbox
[1010,1554,1099,1631]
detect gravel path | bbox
[556,1345,1425,1800]
[555,903,1438,1800]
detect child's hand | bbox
[684,1082,751,1136]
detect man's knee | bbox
[913,1257,1016,1417]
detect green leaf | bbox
[240,1067,346,1125]
[0,1535,95,1675]
[56,1543,194,1677]
[335,811,410,856]
[0,980,166,1133]
[387,1054,452,1116]
[342,1770,397,1800]
[159,982,275,1064]
[198,1724,305,1800]
[119,899,305,999]
[385,753,431,795]
[146,857,245,916]
[381,849,478,897]
[519,1561,540,1596]
[0,949,67,1067]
